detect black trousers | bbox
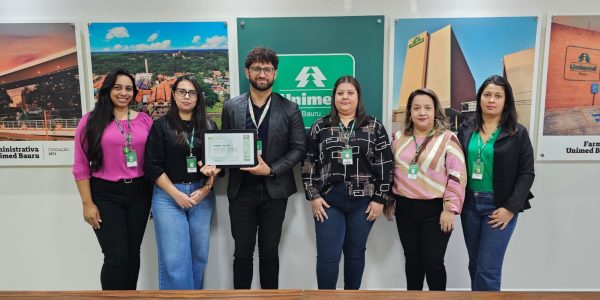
[229,180,288,289]
[394,195,451,291]
[90,177,152,290]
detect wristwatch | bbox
[268,168,276,177]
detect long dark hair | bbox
[472,75,518,134]
[166,74,209,144]
[84,69,138,171]
[403,88,449,136]
[327,75,367,127]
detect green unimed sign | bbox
[237,16,384,127]
[273,54,355,128]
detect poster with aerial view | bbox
[0,22,85,166]
[538,15,600,160]
[87,21,231,126]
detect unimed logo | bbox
[273,54,355,127]
[579,52,591,63]
[295,66,327,88]
[564,46,600,81]
[408,35,425,49]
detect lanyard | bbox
[476,127,500,162]
[185,127,195,156]
[249,96,272,131]
[114,109,131,149]
[339,120,355,146]
[410,129,432,164]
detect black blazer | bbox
[457,123,535,214]
[221,92,306,199]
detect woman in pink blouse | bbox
[72,69,153,290]
[384,88,466,291]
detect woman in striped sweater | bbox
[384,88,466,290]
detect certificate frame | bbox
[202,129,258,168]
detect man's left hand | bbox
[240,154,271,176]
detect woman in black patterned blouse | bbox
[302,75,393,290]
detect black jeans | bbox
[394,195,451,291]
[229,180,288,289]
[90,177,152,290]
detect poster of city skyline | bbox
[538,15,600,160]
[87,21,231,126]
[390,16,540,134]
[0,22,85,166]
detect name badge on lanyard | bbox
[186,127,197,173]
[472,160,484,180]
[408,132,431,180]
[342,148,353,165]
[187,156,197,173]
[339,120,355,166]
[472,128,498,180]
[126,151,138,168]
[249,96,271,157]
[114,111,137,168]
[256,140,263,156]
[407,163,418,179]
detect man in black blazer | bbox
[221,47,306,289]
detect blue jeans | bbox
[152,179,215,290]
[315,183,375,290]
[461,191,518,291]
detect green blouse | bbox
[466,128,501,192]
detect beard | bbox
[249,77,274,92]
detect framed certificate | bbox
[202,130,258,167]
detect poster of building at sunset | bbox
[0,22,85,166]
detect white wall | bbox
[1,0,600,291]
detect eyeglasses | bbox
[249,66,275,75]
[174,88,198,98]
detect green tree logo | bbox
[578,53,591,63]
[408,35,425,49]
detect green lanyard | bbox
[410,129,433,165]
[114,110,132,154]
[339,120,355,147]
[185,127,195,156]
[476,127,500,162]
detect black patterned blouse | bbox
[301,115,393,204]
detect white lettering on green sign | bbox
[274,54,355,128]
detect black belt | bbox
[91,176,146,185]
[117,176,146,184]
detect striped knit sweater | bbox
[391,130,467,214]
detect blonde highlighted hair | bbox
[403,88,449,136]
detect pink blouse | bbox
[72,112,153,182]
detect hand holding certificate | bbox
[202,130,258,167]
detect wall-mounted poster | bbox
[87,21,231,126]
[390,17,540,135]
[237,16,384,129]
[538,15,600,160]
[0,22,85,166]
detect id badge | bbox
[472,161,484,180]
[256,140,263,156]
[126,151,138,168]
[186,156,197,173]
[407,163,418,179]
[342,148,353,165]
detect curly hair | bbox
[245,46,279,69]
